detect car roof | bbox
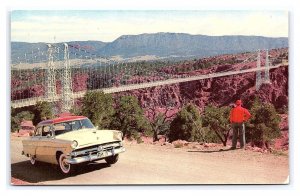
[38,116,87,125]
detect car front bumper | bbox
[66,147,125,164]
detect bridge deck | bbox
[11,63,288,108]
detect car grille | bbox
[71,142,122,157]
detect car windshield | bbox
[54,118,95,136]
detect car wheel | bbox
[105,154,119,165]
[58,153,74,175]
[29,155,38,166]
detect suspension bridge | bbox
[11,43,288,110]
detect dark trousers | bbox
[232,123,244,148]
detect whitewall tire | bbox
[58,153,74,175]
[29,155,37,165]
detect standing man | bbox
[230,100,251,149]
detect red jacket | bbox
[230,105,251,123]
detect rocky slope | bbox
[113,48,288,113]
[114,66,288,113]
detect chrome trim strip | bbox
[66,147,125,164]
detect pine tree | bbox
[112,95,150,139]
[81,91,115,129]
[202,105,231,146]
[11,107,34,132]
[168,104,203,142]
[32,101,53,125]
[249,98,281,148]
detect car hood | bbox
[55,128,121,148]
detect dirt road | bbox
[10,136,289,185]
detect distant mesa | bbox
[11,33,288,64]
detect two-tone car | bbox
[22,115,125,175]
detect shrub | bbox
[202,105,231,146]
[11,108,34,132]
[81,91,115,129]
[248,98,281,148]
[111,96,150,139]
[173,141,184,148]
[202,127,220,143]
[132,131,144,144]
[149,112,170,142]
[143,127,154,138]
[168,104,203,142]
[32,101,53,126]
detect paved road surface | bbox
[10,137,289,185]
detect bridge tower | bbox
[255,49,262,90]
[61,43,74,112]
[45,44,57,102]
[264,49,271,83]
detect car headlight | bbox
[114,131,123,141]
[71,151,78,157]
[71,140,78,149]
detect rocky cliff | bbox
[113,48,288,115]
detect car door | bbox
[22,126,42,157]
[35,125,55,163]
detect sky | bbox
[11,10,288,43]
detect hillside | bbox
[11,33,288,64]
[102,33,288,57]
[11,41,107,64]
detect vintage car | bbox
[22,115,125,175]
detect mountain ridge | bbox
[11,33,288,64]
